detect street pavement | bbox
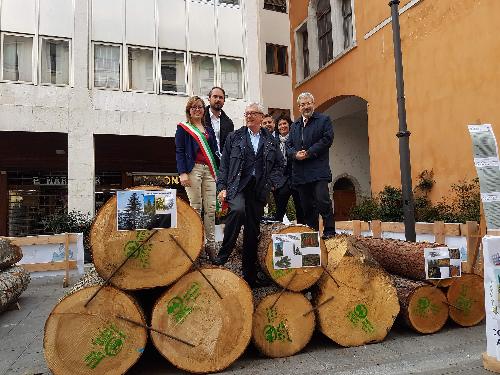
[0,276,493,375]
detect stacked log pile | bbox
[0,238,30,313]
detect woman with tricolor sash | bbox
[175,96,219,260]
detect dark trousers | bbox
[273,183,305,224]
[218,180,265,283]
[296,181,335,235]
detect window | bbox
[301,28,309,78]
[264,0,286,13]
[266,44,288,75]
[94,44,121,89]
[2,34,33,82]
[127,47,154,92]
[268,108,291,120]
[40,38,70,85]
[220,58,243,99]
[342,0,353,49]
[191,54,215,96]
[317,0,333,67]
[160,50,186,94]
[218,0,239,6]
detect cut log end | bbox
[447,273,485,327]
[252,291,315,358]
[0,266,30,313]
[150,268,253,374]
[44,286,147,375]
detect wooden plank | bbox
[0,171,7,236]
[63,233,70,288]
[21,260,77,272]
[380,222,405,233]
[463,221,480,274]
[352,220,362,236]
[371,220,382,238]
[8,233,79,247]
[433,221,446,244]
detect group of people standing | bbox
[175,88,336,287]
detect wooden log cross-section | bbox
[0,238,22,270]
[44,285,148,375]
[392,275,448,334]
[150,268,253,374]
[0,266,30,313]
[447,273,485,327]
[315,236,400,347]
[257,223,328,292]
[91,186,204,290]
[252,289,315,358]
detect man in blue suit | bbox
[287,92,336,238]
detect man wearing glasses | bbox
[213,103,284,288]
[287,92,336,239]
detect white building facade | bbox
[0,0,275,236]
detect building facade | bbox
[289,0,500,219]
[0,0,292,236]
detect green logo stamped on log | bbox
[84,324,127,369]
[263,306,292,343]
[347,304,374,333]
[123,230,153,268]
[167,282,201,324]
[455,284,473,315]
[413,297,441,317]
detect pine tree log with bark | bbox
[0,238,22,270]
[0,266,30,313]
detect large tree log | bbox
[252,290,315,358]
[315,235,400,347]
[150,268,253,374]
[91,186,204,290]
[392,275,448,334]
[356,237,441,281]
[0,238,22,270]
[44,285,148,375]
[257,223,327,292]
[447,273,485,327]
[0,266,30,313]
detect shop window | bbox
[160,50,186,94]
[220,57,243,99]
[2,34,34,83]
[94,43,121,89]
[317,0,333,67]
[191,54,215,96]
[266,44,288,75]
[264,0,287,13]
[40,38,70,85]
[127,47,154,92]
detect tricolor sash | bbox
[178,121,218,179]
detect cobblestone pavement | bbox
[0,276,492,375]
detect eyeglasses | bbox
[244,111,263,117]
[190,106,204,111]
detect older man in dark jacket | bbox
[213,103,284,287]
[287,92,336,238]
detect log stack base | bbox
[252,291,315,358]
[44,286,147,375]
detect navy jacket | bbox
[217,127,284,202]
[175,123,219,175]
[286,112,334,185]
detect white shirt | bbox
[209,108,221,152]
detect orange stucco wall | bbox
[289,0,500,201]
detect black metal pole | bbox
[389,0,416,241]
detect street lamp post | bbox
[389,0,416,242]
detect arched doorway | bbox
[333,176,356,221]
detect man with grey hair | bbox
[287,92,336,238]
[213,102,284,287]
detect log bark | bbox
[150,268,253,374]
[447,273,485,327]
[44,285,148,375]
[0,238,22,270]
[62,264,105,301]
[252,290,315,358]
[356,236,441,281]
[257,223,327,292]
[91,186,204,290]
[0,266,30,313]
[315,235,400,347]
[392,275,448,334]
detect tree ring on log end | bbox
[447,273,485,327]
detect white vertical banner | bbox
[482,235,500,358]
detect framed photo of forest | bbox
[272,232,321,269]
[116,189,177,231]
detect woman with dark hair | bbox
[273,115,305,224]
[175,96,219,259]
